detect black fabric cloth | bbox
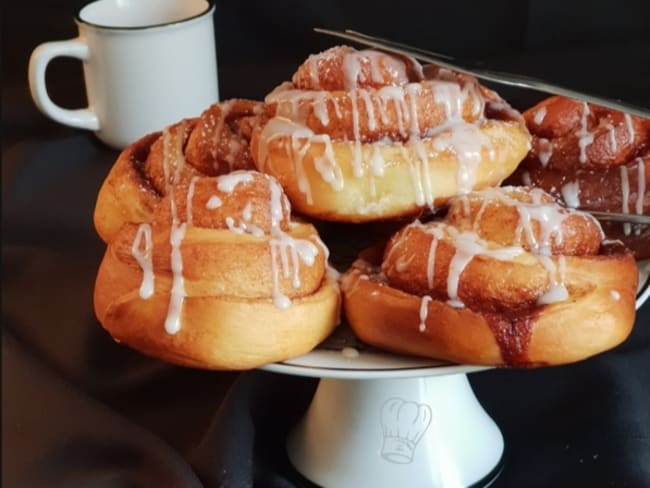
[3,2,650,487]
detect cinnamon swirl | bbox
[94,99,265,243]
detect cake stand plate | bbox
[262,261,650,488]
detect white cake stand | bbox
[263,261,650,488]
[265,341,501,488]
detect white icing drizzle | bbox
[358,89,376,131]
[426,228,440,289]
[410,221,523,309]
[537,255,568,305]
[186,176,199,225]
[413,140,435,208]
[269,232,319,309]
[266,177,322,309]
[473,188,596,304]
[533,106,547,125]
[446,228,523,308]
[242,202,253,221]
[401,145,425,206]
[370,145,386,177]
[635,158,645,215]
[606,123,618,152]
[131,223,154,299]
[406,83,423,137]
[268,243,290,309]
[576,102,594,164]
[341,49,410,90]
[470,187,573,256]
[561,181,581,208]
[206,195,222,209]
[394,253,415,272]
[620,164,631,236]
[433,81,463,119]
[350,90,365,177]
[161,126,188,335]
[411,211,576,309]
[313,92,331,126]
[624,114,635,144]
[225,216,264,237]
[217,171,254,192]
[341,347,360,359]
[538,138,553,167]
[257,117,343,200]
[419,295,433,332]
[523,192,567,254]
[432,121,493,195]
[166,220,187,334]
[268,178,286,228]
[312,233,331,262]
[200,171,326,310]
[225,138,242,167]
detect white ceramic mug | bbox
[28,0,219,149]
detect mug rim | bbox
[76,0,214,31]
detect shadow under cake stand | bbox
[263,261,650,488]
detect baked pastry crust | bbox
[507,96,649,258]
[94,171,340,369]
[252,46,531,222]
[341,186,638,367]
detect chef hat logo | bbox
[380,397,432,464]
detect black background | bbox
[3,1,650,487]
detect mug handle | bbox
[28,38,100,131]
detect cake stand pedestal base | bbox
[287,373,504,488]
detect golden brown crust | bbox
[342,252,636,367]
[94,171,340,370]
[94,99,264,243]
[522,96,650,171]
[97,274,339,370]
[341,187,638,367]
[252,118,530,222]
[252,46,531,223]
[93,132,163,244]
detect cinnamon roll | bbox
[507,96,650,258]
[94,99,265,243]
[94,170,340,370]
[341,186,638,367]
[251,46,531,222]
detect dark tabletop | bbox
[3,1,650,487]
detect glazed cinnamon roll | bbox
[341,186,638,367]
[94,99,265,243]
[251,46,531,222]
[507,96,650,258]
[94,170,340,370]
